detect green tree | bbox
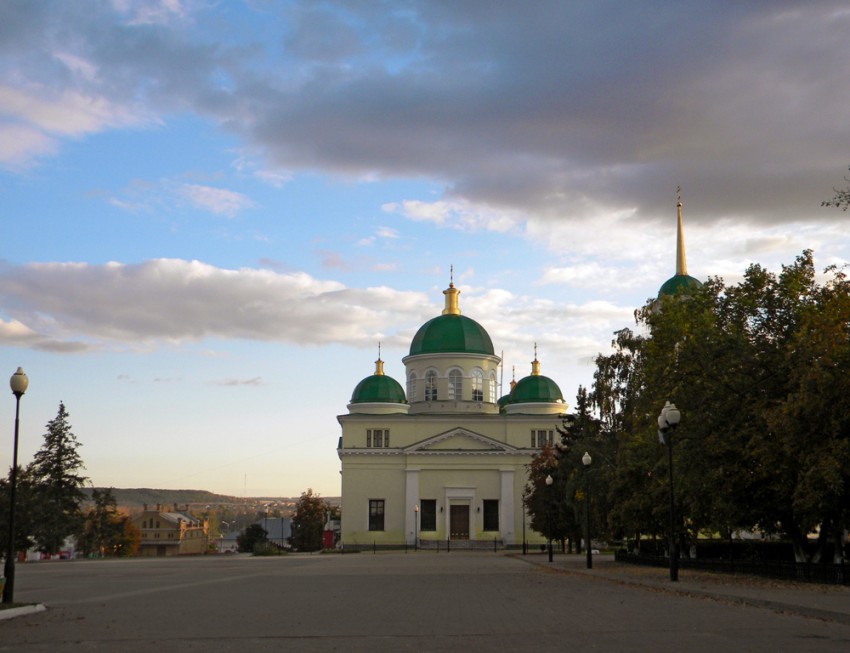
[0,466,38,555]
[76,488,139,557]
[236,523,267,552]
[290,489,331,552]
[596,250,850,561]
[28,402,87,555]
[522,442,562,547]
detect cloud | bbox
[213,377,265,387]
[4,1,850,228]
[0,259,635,367]
[176,183,256,217]
[383,199,521,233]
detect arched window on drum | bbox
[471,369,484,401]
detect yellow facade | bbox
[133,504,209,556]
[338,282,567,549]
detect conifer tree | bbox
[29,402,87,555]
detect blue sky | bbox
[2,0,850,497]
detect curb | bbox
[0,603,47,621]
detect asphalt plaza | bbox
[2,552,850,652]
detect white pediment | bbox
[404,428,520,454]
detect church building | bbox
[337,279,567,549]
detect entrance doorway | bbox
[450,505,470,540]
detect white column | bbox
[405,469,420,545]
[500,469,515,545]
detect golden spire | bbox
[510,365,517,391]
[531,343,541,376]
[374,342,384,376]
[442,265,461,315]
[676,186,688,276]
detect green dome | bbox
[509,375,564,404]
[409,314,495,356]
[350,374,407,404]
[658,274,702,298]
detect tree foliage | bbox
[76,488,140,557]
[290,489,334,552]
[236,523,268,552]
[580,250,850,562]
[0,466,39,554]
[523,387,612,552]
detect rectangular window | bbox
[532,429,553,447]
[483,500,499,531]
[420,500,437,531]
[369,499,385,531]
[366,429,390,448]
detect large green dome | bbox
[658,273,702,297]
[509,374,564,404]
[409,313,495,356]
[350,373,406,404]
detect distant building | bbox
[255,516,292,549]
[133,503,209,556]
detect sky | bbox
[2,0,850,498]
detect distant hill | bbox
[82,488,244,511]
[83,488,340,513]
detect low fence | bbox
[340,538,506,553]
[615,551,850,585]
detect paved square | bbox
[3,553,850,652]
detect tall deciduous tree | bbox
[290,489,333,552]
[593,250,849,562]
[28,402,87,555]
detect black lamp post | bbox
[3,367,28,604]
[582,451,592,569]
[657,401,681,582]
[413,504,419,551]
[545,474,553,562]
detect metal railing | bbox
[615,551,849,585]
[340,538,504,553]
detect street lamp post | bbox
[413,504,419,551]
[545,474,554,562]
[582,451,592,570]
[657,401,681,582]
[3,367,28,604]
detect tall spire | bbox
[374,342,384,375]
[531,343,541,376]
[676,186,688,276]
[442,265,461,315]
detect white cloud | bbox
[0,259,636,373]
[383,199,521,233]
[176,183,257,218]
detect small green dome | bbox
[658,274,702,298]
[350,374,406,404]
[409,314,495,356]
[509,374,564,404]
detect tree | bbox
[236,523,267,552]
[28,402,87,555]
[0,466,39,555]
[76,488,140,557]
[593,250,850,562]
[290,489,332,552]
